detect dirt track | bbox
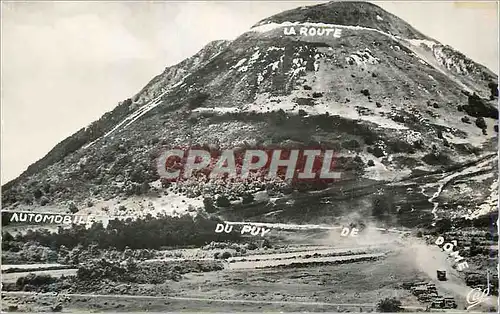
[400,237,497,311]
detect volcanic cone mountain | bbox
[2,1,498,230]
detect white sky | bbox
[1,1,498,184]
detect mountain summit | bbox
[252,1,429,39]
[2,1,498,229]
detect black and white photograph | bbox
[1,1,499,312]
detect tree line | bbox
[3,213,242,251]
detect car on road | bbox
[444,296,457,309]
[437,269,446,281]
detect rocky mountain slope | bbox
[2,1,498,229]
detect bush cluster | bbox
[377,297,403,312]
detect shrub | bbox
[125,183,142,196]
[367,160,375,167]
[68,203,78,214]
[422,151,451,165]
[475,117,487,129]
[488,82,498,98]
[372,146,385,158]
[203,197,217,213]
[51,304,63,312]
[295,98,315,106]
[130,166,147,183]
[312,92,323,98]
[2,231,14,242]
[413,139,424,149]
[360,89,370,96]
[437,129,443,139]
[463,93,498,119]
[216,195,231,208]
[23,284,36,292]
[247,242,258,250]
[40,196,49,206]
[24,197,34,205]
[242,194,254,204]
[77,259,132,282]
[372,194,395,219]
[150,137,160,145]
[392,114,405,123]
[187,92,210,110]
[269,109,287,125]
[351,155,365,169]
[303,85,312,90]
[16,273,56,288]
[122,98,132,107]
[469,238,485,257]
[221,251,232,259]
[435,218,452,233]
[377,297,402,312]
[461,116,471,124]
[33,189,43,199]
